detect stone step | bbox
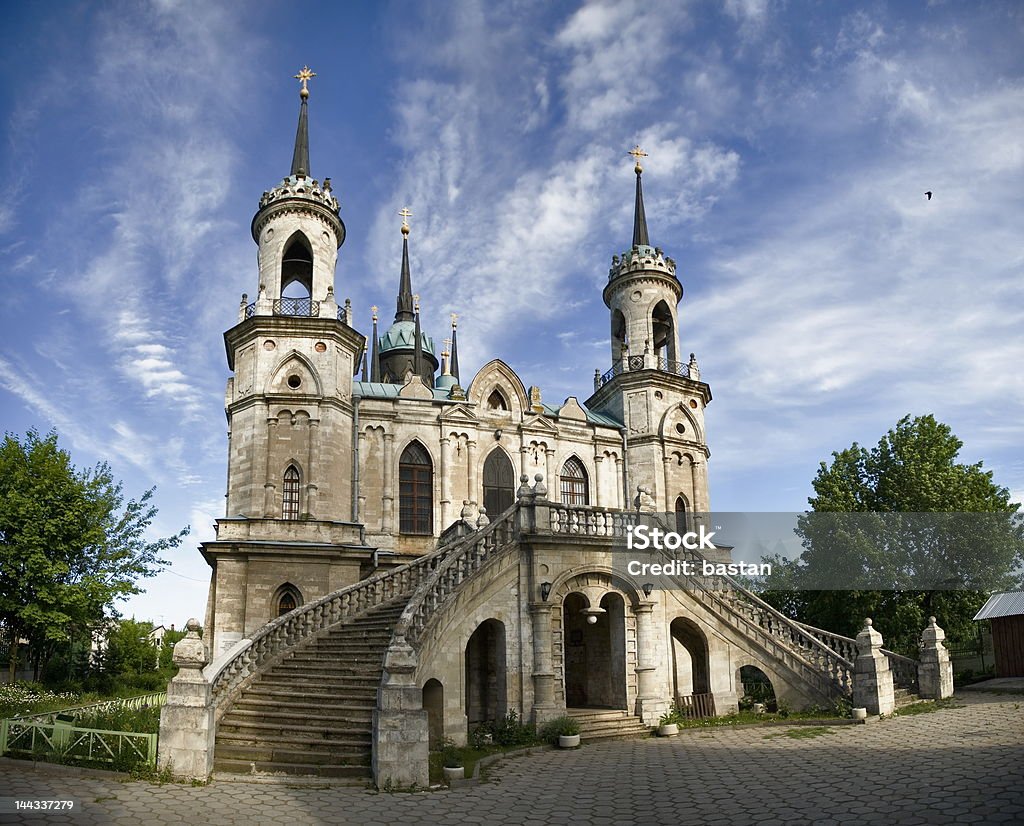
[232,697,374,715]
[215,742,369,764]
[223,708,373,727]
[569,709,650,742]
[216,726,371,749]
[283,654,383,670]
[213,758,370,778]
[269,664,382,681]
[244,685,378,702]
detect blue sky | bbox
[1,1,1022,627]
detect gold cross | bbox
[414,293,420,313]
[294,66,316,96]
[450,312,459,328]
[398,206,413,228]
[371,305,378,321]
[628,145,648,171]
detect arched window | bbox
[274,583,302,617]
[675,495,688,534]
[281,234,313,298]
[652,300,677,364]
[487,389,508,411]
[560,457,589,506]
[282,465,300,520]
[399,441,433,534]
[483,449,515,517]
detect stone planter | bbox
[558,734,581,748]
[752,703,766,715]
[852,707,868,721]
[442,766,465,781]
[657,723,679,736]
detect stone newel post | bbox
[917,617,954,700]
[373,637,429,788]
[852,618,895,716]
[157,619,215,779]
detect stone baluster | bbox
[158,619,214,780]
[917,617,953,699]
[634,601,668,726]
[852,618,895,716]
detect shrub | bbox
[439,738,462,768]
[540,716,580,744]
[491,709,537,747]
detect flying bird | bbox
[925,191,932,200]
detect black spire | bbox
[395,226,415,322]
[450,315,460,382]
[632,164,650,248]
[290,66,315,177]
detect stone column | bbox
[853,619,895,716]
[306,417,320,518]
[633,602,667,726]
[593,454,604,507]
[373,637,429,789]
[466,439,477,505]
[382,432,395,533]
[615,457,625,508]
[157,619,214,780]
[529,602,559,726]
[693,457,710,511]
[662,455,674,513]
[356,428,367,521]
[917,617,954,700]
[439,435,451,529]
[262,413,279,517]
[520,445,531,478]
[544,449,555,497]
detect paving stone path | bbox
[1,693,1021,825]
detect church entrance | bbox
[465,619,506,725]
[563,592,627,709]
[483,449,515,518]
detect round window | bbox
[287,374,302,389]
[675,423,686,435]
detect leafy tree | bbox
[0,429,189,680]
[762,415,1023,654]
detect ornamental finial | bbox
[399,206,412,236]
[450,312,458,329]
[371,304,378,322]
[628,145,648,174]
[294,65,316,99]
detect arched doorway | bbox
[670,616,714,718]
[422,679,444,749]
[563,592,627,709]
[737,665,777,711]
[483,450,515,518]
[465,619,506,724]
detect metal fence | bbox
[0,717,157,765]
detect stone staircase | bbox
[569,709,651,742]
[213,597,407,778]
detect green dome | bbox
[378,320,436,356]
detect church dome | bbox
[379,320,436,357]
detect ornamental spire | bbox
[628,145,650,248]
[395,208,415,323]
[290,66,315,177]
[450,313,460,382]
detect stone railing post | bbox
[532,474,551,533]
[634,602,668,726]
[157,619,215,780]
[373,638,429,789]
[917,616,954,700]
[853,618,895,716]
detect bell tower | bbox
[586,147,713,518]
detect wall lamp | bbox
[540,582,552,602]
[642,583,655,598]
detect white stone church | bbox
[158,72,939,787]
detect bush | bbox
[491,709,537,747]
[439,738,462,768]
[540,716,580,744]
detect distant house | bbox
[974,591,1024,677]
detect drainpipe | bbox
[620,426,630,511]
[352,391,361,522]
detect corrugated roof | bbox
[974,591,1024,620]
[353,381,452,402]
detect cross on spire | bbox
[628,146,650,247]
[628,145,648,173]
[398,206,412,236]
[294,65,316,98]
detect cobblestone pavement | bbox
[1,693,1021,825]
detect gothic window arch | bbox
[560,456,589,506]
[281,233,313,298]
[399,441,433,534]
[274,583,302,616]
[282,465,301,520]
[483,449,515,517]
[652,300,677,364]
[675,495,688,534]
[487,389,509,411]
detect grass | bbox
[888,698,963,717]
[674,707,844,730]
[762,726,836,740]
[428,742,543,785]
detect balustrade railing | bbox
[5,691,167,727]
[795,622,919,691]
[598,354,692,387]
[207,530,466,710]
[549,504,637,537]
[0,718,157,765]
[392,506,520,647]
[273,297,319,317]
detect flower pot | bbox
[558,734,580,748]
[752,703,766,715]
[443,766,465,781]
[852,707,868,721]
[658,723,679,736]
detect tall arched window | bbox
[483,449,515,517]
[399,441,433,534]
[675,495,688,534]
[282,465,300,520]
[560,457,589,506]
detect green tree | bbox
[762,415,1023,654]
[0,429,189,680]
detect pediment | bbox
[398,375,434,399]
[440,403,479,423]
[557,396,588,421]
[521,412,559,434]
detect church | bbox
[158,70,927,787]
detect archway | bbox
[563,592,627,709]
[422,679,444,749]
[483,449,515,518]
[465,619,506,725]
[670,616,713,717]
[737,665,777,711]
[652,300,677,364]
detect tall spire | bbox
[395,208,415,322]
[628,145,650,248]
[290,66,315,177]
[413,295,423,379]
[450,313,460,382]
[370,306,381,382]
